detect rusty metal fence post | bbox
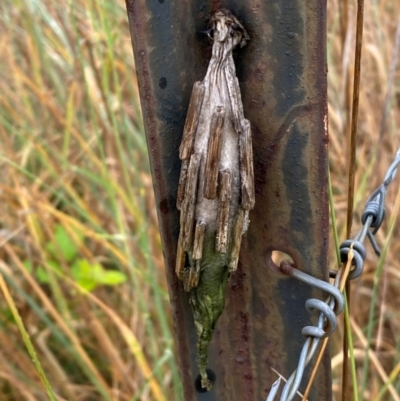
[125,1,330,400]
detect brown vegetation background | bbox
[0,1,399,400]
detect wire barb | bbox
[266,148,400,401]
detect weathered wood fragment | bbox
[203,106,225,199]
[176,160,189,210]
[228,208,246,272]
[216,170,232,253]
[239,119,255,210]
[192,221,206,260]
[225,69,244,133]
[181,153,201,251]
[175,238,186,280]
[179,82,205,160]
[184,261,200,292]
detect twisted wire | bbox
[266,148,400,401]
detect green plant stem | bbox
[0,274,58,401]
[344,291,359,401]
[329,170,341,265]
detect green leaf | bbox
[22,260,33,273]
[46,224,83,262]
[70,259,127,291]
[36,267,48,284]
[100,270,127,286]
[71,259,99,292]
[35,261,62,284]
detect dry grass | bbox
[328,1,400,400]
[0,0,399,400]
[0,1,178,400]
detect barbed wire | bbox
[266,148,400,401]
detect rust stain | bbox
[159,198,169,214]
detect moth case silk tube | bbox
[175,9,255,390]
